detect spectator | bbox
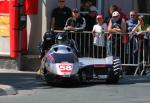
[64,8,86,31]
[132,15,150,33]
[92,15,107,58]
[80,0,92,12]
[84,6,97,31]
[130,15,150,66]
[127,10,138,32]
[50,0,72,31]
[64,8,86,56]
[84,6,97,57]
[105,5,127,25]
[105,5,118,25]
[108,11,126,33]
[126,10,139,64]
[107,11,126,56]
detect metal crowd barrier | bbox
[54,30,150,75]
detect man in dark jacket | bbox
[51,0,72,31]
[84,6,97,31]
[64,8,86,32]
[64,8,86,56]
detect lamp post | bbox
[17,0,26,70]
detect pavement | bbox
[0,55,40,96]
[0,69,19,96]
[0,84,17,96]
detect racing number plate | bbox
[59,64,72,72]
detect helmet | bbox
[96,15,104,21]
[43,31,55,41]
[56,32,67,44]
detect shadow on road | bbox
[0,72,150,90]
[0,72,53,90]
[35,75,150,88]
[119,75,150,85]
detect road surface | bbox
[0,71,150,103]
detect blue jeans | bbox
[106,39,112,56]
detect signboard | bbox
[0,0,27,57]
[0,0,9,13]
[0,0,10,36]
[0,15,10,36]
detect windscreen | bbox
[52,53,78,63]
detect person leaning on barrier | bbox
[107,11,126,56]
[105,4,127,25]
[131,15,150,34]
[131,16,150,75]
[130,15,149,46]
[131,16,150,47]
[92,15,107,58]
[50,0,72,31]
[108,11,126,33]
[64,8,86,32]
[64,8,86,56]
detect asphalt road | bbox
[0,71,150,103]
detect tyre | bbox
[106,57,122,84]
[106,73,119,84]
[43,68,53,85]
[79,70,87,83]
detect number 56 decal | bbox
[59,64,72,72]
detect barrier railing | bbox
[54,30,150,75]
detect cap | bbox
[112,11,120,17]
[72,8,79,13]
[89,6,97,12]
[96,15,104,20]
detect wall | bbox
[27,0,42,54]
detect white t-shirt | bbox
[92,23,107,33]
[92,23,107,46]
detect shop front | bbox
[0,0,10,56]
